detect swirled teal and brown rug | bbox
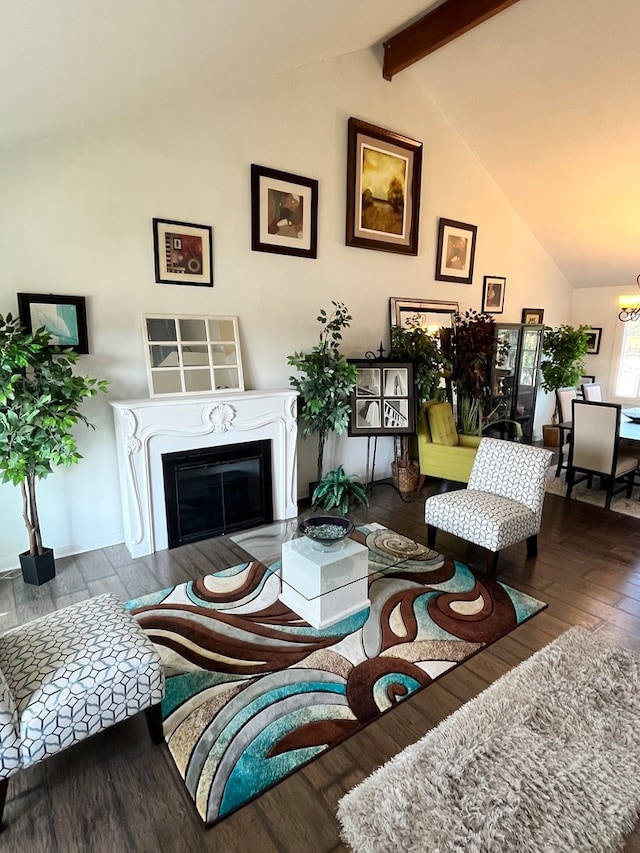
[125,524,546,827]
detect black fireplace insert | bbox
[162,439,273,548]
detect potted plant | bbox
[540,324,589,446]
[311,465,369,515]
[288,302,358,488]
[388,320,451,492]
[451,309,506,435]
[0,313,108,584]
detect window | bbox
[615,319,640,399]
[142,314,244,397]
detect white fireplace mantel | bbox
[111,390,298,558]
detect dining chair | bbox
[566,400,639,509]
[581,382,602,401]
[554,386,577,477]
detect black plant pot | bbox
[19,547,56,586]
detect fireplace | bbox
[111,390,297,557]
[162,439,273,548]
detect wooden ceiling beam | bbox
[383,0,521,80]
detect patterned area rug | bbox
[546,470,640,518]
[125,524,546,827]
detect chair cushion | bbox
[427,402,459,447]
[425,489,539,552]
[0,593,164,771]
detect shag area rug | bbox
[125,524,546,827]
[337,626,640,853]
[546,470,640,519]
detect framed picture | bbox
[389,297,459,329]
[521,308,545,325]
[17,293,89,354]
[585,327,602,355]
[251,164,318,259]
[347,360,415,437]
[152,218,213,286]
[435,218,477,283]
[346,117,422,256]
[482,276,506,314]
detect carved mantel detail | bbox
[111,390,298,558]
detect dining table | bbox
[557,408,640,443]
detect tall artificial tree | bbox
[287,302,357,484]
[0,313,108,557]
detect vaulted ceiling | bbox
[2,0,638,290]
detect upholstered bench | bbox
[0,593,165,826]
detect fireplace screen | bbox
[162,440,273,548]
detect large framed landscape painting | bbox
[346,118,422,255]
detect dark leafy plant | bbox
[287,302,357,483]
[0,313,109,556]
[540,324,590,420]
[452,310,509,433]
[311,465,368,515]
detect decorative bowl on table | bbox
[299,516,355,550]
[623,408,640,423]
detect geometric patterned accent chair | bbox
[425,437,553,576]
[0,593,165,827]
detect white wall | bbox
[571,285,631,402]
[0,49,571,571]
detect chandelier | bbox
[618,275,640,321]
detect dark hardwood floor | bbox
[4,480,640,852]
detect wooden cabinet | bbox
[486,323,544,443]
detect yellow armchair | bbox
[417,401,481,487]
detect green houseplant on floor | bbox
[288,302,358,487]
[540,323,589,445]
[0,313,108,584]
[311,465,369,515]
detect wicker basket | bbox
[391,460,420,493]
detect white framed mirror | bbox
[142,314,244,397]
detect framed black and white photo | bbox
[348,360,415,437]
[435,218,477,283]
[482,276,506,314]
[522,308,544,325]
[585,327,602,355]
[17,292,89,354]
[251,164,318,258]
[152,218,213,286]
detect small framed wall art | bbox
[435,218,477,283]
[152,218,213,287]
[585,327,602,355]
[251,164,318,258]
[347,360,415,437]
[482,276,506,314]
[521,308,544,325]
[17,292,89,354]
[346,117,422,256]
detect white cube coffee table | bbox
[279,536,370,629]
